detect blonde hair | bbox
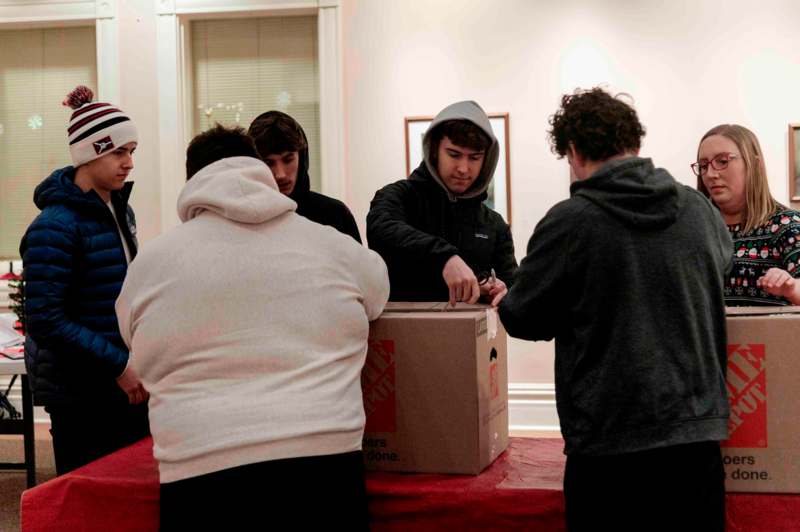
[696,124,778,234]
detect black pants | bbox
[160,450,370,531]
[564,441,725,532]
[47,402,149,476]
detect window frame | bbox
[0,0,119,260]
[0,0,121,104]
[156,0,346,230]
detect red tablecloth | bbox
[20,437,800,531]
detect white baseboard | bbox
[508,382,560,433]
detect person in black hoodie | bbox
[247,111,361,243]
[498,88,732,532]
[367,101,516,305]
[21,86,149,475]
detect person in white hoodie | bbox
[115,124,389,530]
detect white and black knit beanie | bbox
[63,86,138,167]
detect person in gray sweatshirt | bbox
[498,88,732,532]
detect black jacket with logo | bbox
[367,100,517,301]
[367,163,516,301]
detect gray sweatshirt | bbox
[499,156,732,455]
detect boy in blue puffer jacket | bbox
[20,86,149,475]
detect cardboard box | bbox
[722,306,800,493]
[361,302,509,474]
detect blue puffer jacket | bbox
[20,166,138,408]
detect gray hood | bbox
[422,101,499,200]
[571,157,681,230]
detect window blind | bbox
[0,26,97,259]
[192,16,321,190]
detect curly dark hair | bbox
[548,87,645,161]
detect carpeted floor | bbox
[0,425,56,532]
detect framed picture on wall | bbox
[404,113,512,224]
[789,124,800,203]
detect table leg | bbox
[21,375,36,488]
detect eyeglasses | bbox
[691,153,740,177]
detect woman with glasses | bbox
[693,124,800,305]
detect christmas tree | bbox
[2,262,24,335]
[8,274,24,335]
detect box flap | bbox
[726,306,800,317]
[384,302,490,313]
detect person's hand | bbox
[480,277,508,307]
[757,268,800,304]
[442,255,480,306]
[116,366,149,405]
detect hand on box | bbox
[116,365,150,405]
[757,268,800,304]
[480,277,508,307]
[443,255,480,306]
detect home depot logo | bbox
[362,339,396,432]
[722,344,767,448]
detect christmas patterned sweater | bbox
[726,207,800,306]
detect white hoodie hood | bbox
[177,156,296,223]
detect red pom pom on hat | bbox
[62,86,94,110]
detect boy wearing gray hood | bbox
[367,101,517,305]
[499,88,731,531]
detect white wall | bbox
[118,0,162,243]
[340,0,800,385]
[5,0,800,412]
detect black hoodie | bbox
[367,101,517,301]
[287,130,361,244]
[499,157,733,456]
